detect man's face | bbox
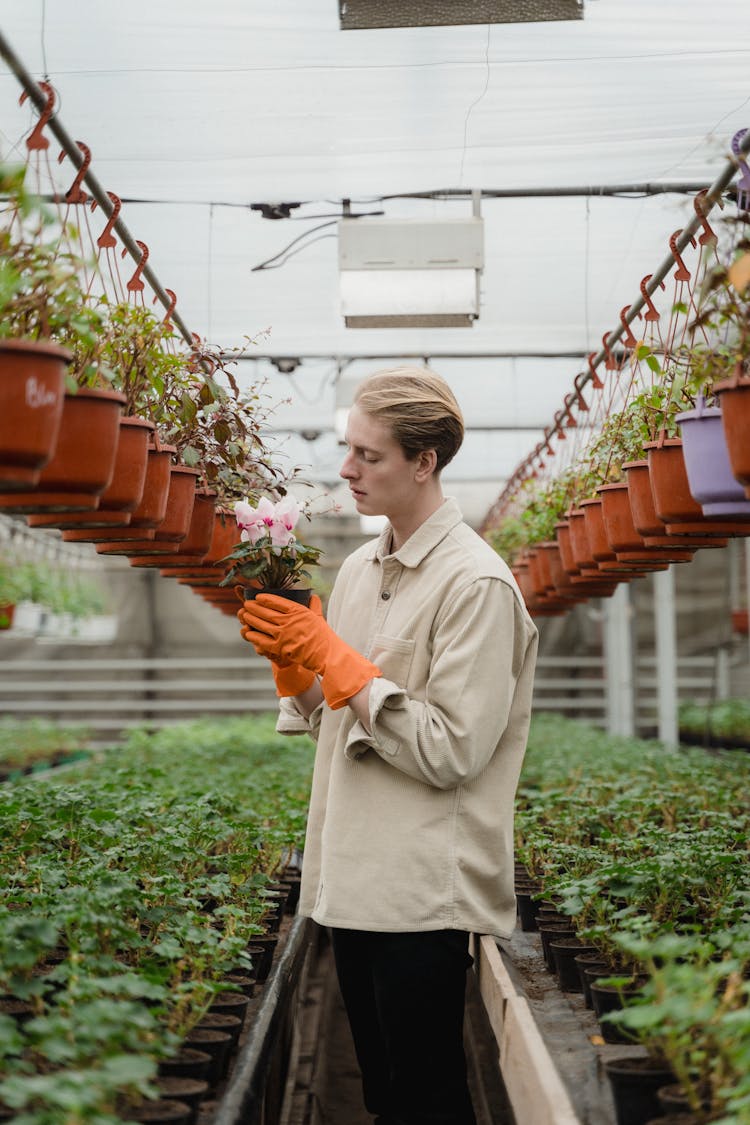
[339,404,420,521]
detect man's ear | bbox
[414,448,438,481]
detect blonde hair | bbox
[353,366,464,472]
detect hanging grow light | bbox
[338,0,584,30]
[338,215,484,328]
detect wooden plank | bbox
[476,936,581,1125]
[501,998,580,1125]
[476,935,511,1046]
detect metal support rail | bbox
[497,127,750,505]
[0,29,196,353]
[214,915,314,1125]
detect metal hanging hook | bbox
[639,275,664,322]
[601,332,617,371]
[619,306,638,348]
[573,372,589,411]
[123,239,149,292]
[19,80,55,150]
[154,289,177,327]
[668,229,696,282]
[587,352,604,390]
[91,191,122,248]
[58,141,91,204]
[692,189,717,245]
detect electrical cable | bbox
[250,222,337,271]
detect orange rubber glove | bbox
[238,596,319,698]
[239,593,382,710]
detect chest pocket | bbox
[369,633,416,689]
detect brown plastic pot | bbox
[645,438,749,538]
[623,459,722,553]
[715,371,750,494]
[61,443,175,545]
[0,386,125,513]
[0,338,70,490]
[27,414,154,530]
[128,488,216,569]
[96,463,197,558]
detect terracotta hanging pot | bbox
[623,459,722,553]
[27,415,154,530]
[544,534,585,603]
[676,395,750,520]
[204,509,239,566]
[715,367,750,495]
[0,338,70,490]
[95,462,197,559]
[579,496,650,577]
[105,463,197,567]
[597,481,675,569]
[536,541,582,608]
[128,488,217,569]
[161,565,227,581]
[556,513,620,596]
[645,436,750,537]
[0,386,125,514]
[61,442,174,545]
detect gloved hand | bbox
[239,593,382,710]
[238,595,319,698]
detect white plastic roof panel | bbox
[1,0,749,503]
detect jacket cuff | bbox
[276,696,322,738]
[343,677,404,760]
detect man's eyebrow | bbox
[344,437,381,454]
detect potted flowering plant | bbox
[219,495,322,604]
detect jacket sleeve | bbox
[343,576,536,789]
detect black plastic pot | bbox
[656,1083,712,1117]
[538,923,577,971]
[550,939,598,992]
[575,954,613,1007]
[158,1047,212,1083]
[604,1056,676,1125]
[590,980,643,1045]
[242,586,312,606]
[183,1027,233,1087]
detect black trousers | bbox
[330,927,477,1125]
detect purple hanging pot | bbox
[676,395,750,520]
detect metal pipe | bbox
[383,182,718,200]
[499,127,750,503]
[0,29,197,352]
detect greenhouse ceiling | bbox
[1,0,749,521]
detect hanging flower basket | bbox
[0,338,70,491]
[644,436,750,538]
[676,395,750,520]
[0,386,125,514]
[714,369,750,497]
[26,415,155,530]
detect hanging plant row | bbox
[0,715,314,1124]
[0,112,317,619]
[482,146,750,619]
[515,714,750,1124]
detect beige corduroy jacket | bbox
[278,497,538,938]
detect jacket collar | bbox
[365,497,464,568]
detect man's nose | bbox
[340,450,356,480]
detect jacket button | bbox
[381,591,391,600]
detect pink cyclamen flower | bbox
[235,496,300,547]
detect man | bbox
[239,367,538,1125]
